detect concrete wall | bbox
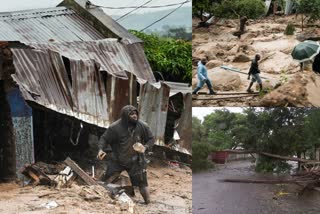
[6,87,34,178]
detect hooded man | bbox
[247,54,263,92]
[97,105,155,204]
[193,59,216,95]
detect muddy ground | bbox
[193,160,320,214]
[192,15,320,107]
[0,161,192,214]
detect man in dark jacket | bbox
[97,105,155,204]
[312,54,320,73]
[247,54,263,92]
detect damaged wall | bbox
[6,87,34,178]
[139,82,170,146]
[176,93,192,154]
[0,81,16,181]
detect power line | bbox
[97,1,190,9]
[140,1,187,32]
[111,0,139,16]
[115,0,153,21]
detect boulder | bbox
[207,68,242,91]
[233,53,251,62]
[255,79,274,90]
[206,60,223,69]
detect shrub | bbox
[192,143,214,172]
[284,23,295,35]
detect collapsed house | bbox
[0,0,191,181]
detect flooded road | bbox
[193,160,320,214]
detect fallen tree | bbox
[220,149,320,195]
[223,149,317,163]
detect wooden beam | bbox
[64,157,98,186]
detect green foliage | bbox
[130,30,192,83]
[192,142,214,172]
[213,0,265,19]
[255,156,291,173]
[297,0,320,23]
[192,117,204,144]
[284,23,295,35]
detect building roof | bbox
[10,39,154,127]
[0,7,105,43]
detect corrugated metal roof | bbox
[151,81,191,96]
[12,48,111,127]
[0,7,104,43]
[10,39,154,127]
[58,0,143,44]
[24,39,155,82]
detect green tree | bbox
[130,30,192,83]
[296,0,320,30]
[213,0,265,19]
[192,116,204,144]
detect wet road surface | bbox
[193,160,320,214]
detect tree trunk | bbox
[301,14,304,31]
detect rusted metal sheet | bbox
[58,0,143,44]
[160,81,191,97]
[25,39,155,82]
[138,82,170,146]
[8,39,153,128]
[0,7,104,43]
[139,81,191,154]
[176,93,192,154]
[10,50,107,127]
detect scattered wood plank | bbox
[197,92,259,95]
[64,157,98,186]
[21,164,54,186]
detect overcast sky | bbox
[193,107,245,122]
[0,0,192,16]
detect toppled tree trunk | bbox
[223,149,312,163]
[220,149,320,195]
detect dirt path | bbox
[0,163,192,214]
[193,160,320,214]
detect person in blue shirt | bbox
[192,59,216,95]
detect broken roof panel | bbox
[24,39,155,82]
[10,39,154,127]
[11,48,111,127]
[0,7,104,43]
